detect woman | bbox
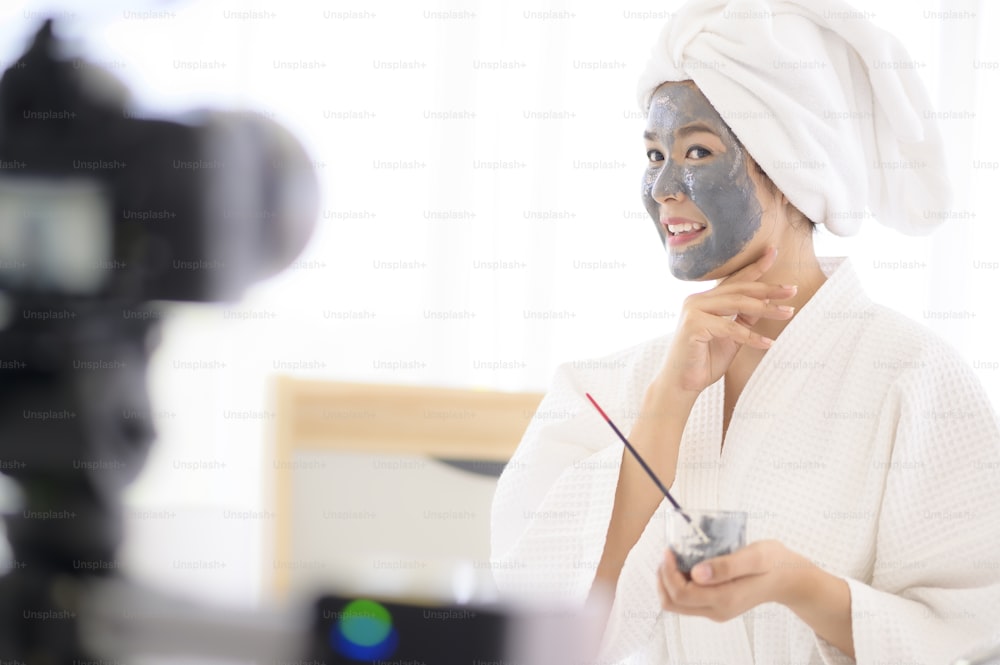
[490,1,1000,664]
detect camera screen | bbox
[312,595,507,665]
[0,177,110,295]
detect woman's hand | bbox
[657,540,806,621]
[656,247,797,396]
[657,542,855,657]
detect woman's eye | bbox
[686,146,711,160]
[646,149,664,163]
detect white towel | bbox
[636,0,950,236]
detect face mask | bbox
[641,82,763,280]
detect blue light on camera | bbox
[331,599,399,661]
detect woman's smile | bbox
[663,216,709,247]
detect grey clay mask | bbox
[641,82,763,280]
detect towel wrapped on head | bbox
[637,0,950,236]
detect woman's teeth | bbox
[667,222,706,235]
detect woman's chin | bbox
[668,263,714,281]
[668,253,720,281]
[670,250,762,282]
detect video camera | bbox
[0,16,320,662]
[0,19,317,303]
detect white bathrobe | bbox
[491,258,1000,665]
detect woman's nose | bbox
[651,163,687,203]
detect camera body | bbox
[0,20,317,303]
[0,21,319,661]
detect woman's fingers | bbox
[679,283,797,335]
[690,293,796,321]
[690,542,771,586]
[659,550,712,611]
[696,280,798,302]
[689,315,776,350]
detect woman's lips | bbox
[667,227,707,247]
[662,217,708,247]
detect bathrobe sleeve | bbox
[489,359,622,601]
[818,341,1000,665]
[490,339,671,663]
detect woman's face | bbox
[641,81,767,281]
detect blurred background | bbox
[0,0,996,613]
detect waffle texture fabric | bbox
[491,257,1000,665]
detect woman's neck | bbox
[755,248,827,340]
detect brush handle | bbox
[584,392,681,511]
[584,393,709,543]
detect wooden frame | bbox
[269,376,544,595]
